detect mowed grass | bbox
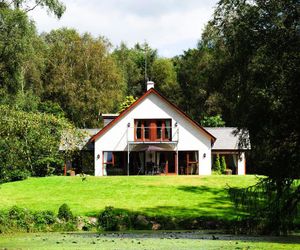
[0,232,299,250]
[0,176,258,218]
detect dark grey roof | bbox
[60,127,250,151]
[204,127,250,151]
[59,128,101,151]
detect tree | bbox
[174,47,226,122]
[220,156,226,174]
[0,105,82,182]
[113,42,158,97]
[0,0,66,18]
[118,96,137,113]
[200,114,225,127]
[42,29,125,127]
[204,0,300,234]
[0,0,60,105]
[0,8,37,96]
[213,154,221,173]
[151,58,180,104]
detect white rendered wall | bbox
[94,93,212,176]
[237,152,246,175]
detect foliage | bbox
[38,100,65,117]
[0,105,82,182]
[174,47,227,121]
[201,114,225,127]
[0,7,37,96]
[150,58,180,103]
[203,0,300,234]
[213,155,221,173]
[229,179,300,235]
[42,28,125,127]
[118,95,137,113]
[57,203,73,222]
[1,167,31,183]
[113,42,157,97]
[13,90,40,112]
[0,205,77,233]
[0,0,66,18]
[98,206,122,231]
[220,156,227,174]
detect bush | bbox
[58,203,73,221]
[97,206,132,231]
[8,206,34,232]
[0,206,79,233]
[0,167,30,183]
[98,206,119,231]
[34,211,56,225]
[213,154,221,173]
[220,156,227,174]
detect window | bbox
[136,120,142,139]
[103,152,114,175]
[156,120,162,139]
[134,119,172,141]
[164,120,171,140]
[144,120,150,139]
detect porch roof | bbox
[59,128,100,151]
[205,127,250,151]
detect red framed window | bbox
[134,119,172,141]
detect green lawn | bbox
[0,232,299,250]
[0,175,257,218]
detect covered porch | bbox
[102,144,200,176]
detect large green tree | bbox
[151,58,180,104]
[204,0,300,234]
[0,105,80,181]
[0,0,64,102]
[113,42,157,97]
[113,42,180,104]
[42,29,125,127]
[0,8,37,96]
[174,47,225,121]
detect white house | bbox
[63,81,249,176]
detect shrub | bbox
[220,156,227,174]
[34,211,56,225]
[213,154,221,173]
[0,211,9,233]
[8,206,34,231]
[58,203,73,221]
[97,206,132,231]
[0,206,79,233]
[0,167,30,183]
[98,206,119,231]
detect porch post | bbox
[127,125,130,176]
[64,162,67,176]
[127,143,130,176]
[176,145,179,175]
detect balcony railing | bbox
[127,126,179,143]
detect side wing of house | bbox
[92,90,214,176]
[205,127,250,175]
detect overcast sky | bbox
[28,0,218,57]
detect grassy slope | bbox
[0,232,299,250]
[0,175,257,218]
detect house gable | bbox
[91,88,216,143]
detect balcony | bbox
[127,126,179,144]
